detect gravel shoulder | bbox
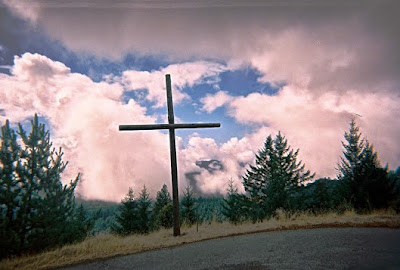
[64,227,400,270]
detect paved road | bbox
[65,228,400,269]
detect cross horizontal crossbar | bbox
[119,123,220,131]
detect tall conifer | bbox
[181,186,197,225]
[137,185,151,234]
[112,187,139,235]
[0,115,85,258]
[338,119,395,211]
[222,179,245,224]
[0,120,22,257]
[151,184,173,229]
[243,132,314,218]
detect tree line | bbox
[222,119,400,224]
[111,184,202,235]
[1,115,399,259]
[93,118,400,234]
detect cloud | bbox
[4,1,399,97]
[201,86,400,177]
[247,26,399,96]
[1,52,267,200]
[179,129,271,195]
[2,53,399,202]
[0,53,175,201]
[201,91,233,113]
[4,1,399,103]
[2,1,400,199]
[3,1,399,88]
[122,61,227,107]
[1,0,41,23]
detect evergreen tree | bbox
[243,132,314,219]
[303,178,333,214]
[312,179,330,211]
[222,179,245,224]
[0,120,22,258]
[17,115,80,252]
[151,184,173,229]
[67,204,97,242]
[338,119,365,199]
[338,119,395,212]
[388,168,400,213]
[157,203,174,229]
[0,115,85,258]
[180,185,197,226]
[112,187,139,235]
[137,185,151,234]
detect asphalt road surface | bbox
[64,228,400,270]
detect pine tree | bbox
[338,119,365,186]
[0,120,22,258]
[180,185,197,226]
[0,115,85,258]
[157,203,174,229]
[151,184,173,229]
[16,114,80,252]
[338,119,395,212]
[222,179,245,224]
[309,178,332,213]
[112,187,139,235]
[388,168,400,213]
[243,132,314,219]
[67,204,97,242]
[137,185,151,234]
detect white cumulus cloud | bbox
[201,86,400,178]
[122,61,227,107]
[0,53,173,201]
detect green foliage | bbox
[151,184,173,229]
[0,120,23,257]
[180,186,197,226]
[66,204,97,242]
[112,186,152,235]
[0,115,87,259]
[242,132,314,220]
[388,168,400,213]
[196,196,224,223]
[194,196,224,223]
[222,179,246,224]
[338,119,397,212]
[157,203,174,228]
[137,185,151,234]
[76,199,118,233]
[112,187,139,235]
[299,178,344,214]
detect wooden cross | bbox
[119,74,220,236]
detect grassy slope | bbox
[1,210,399,270]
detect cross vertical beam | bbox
[165,74,180,236]
[119,74,220,236]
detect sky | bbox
[0,0,399,201]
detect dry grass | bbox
[2,210,399,270]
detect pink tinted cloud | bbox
[201,86,400,177]
[201,91,233,113]
[4,0,399,95]
[122,61,226,107]
[179,128,272,194]
[0,53,246,200]
[0,53,174,201]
